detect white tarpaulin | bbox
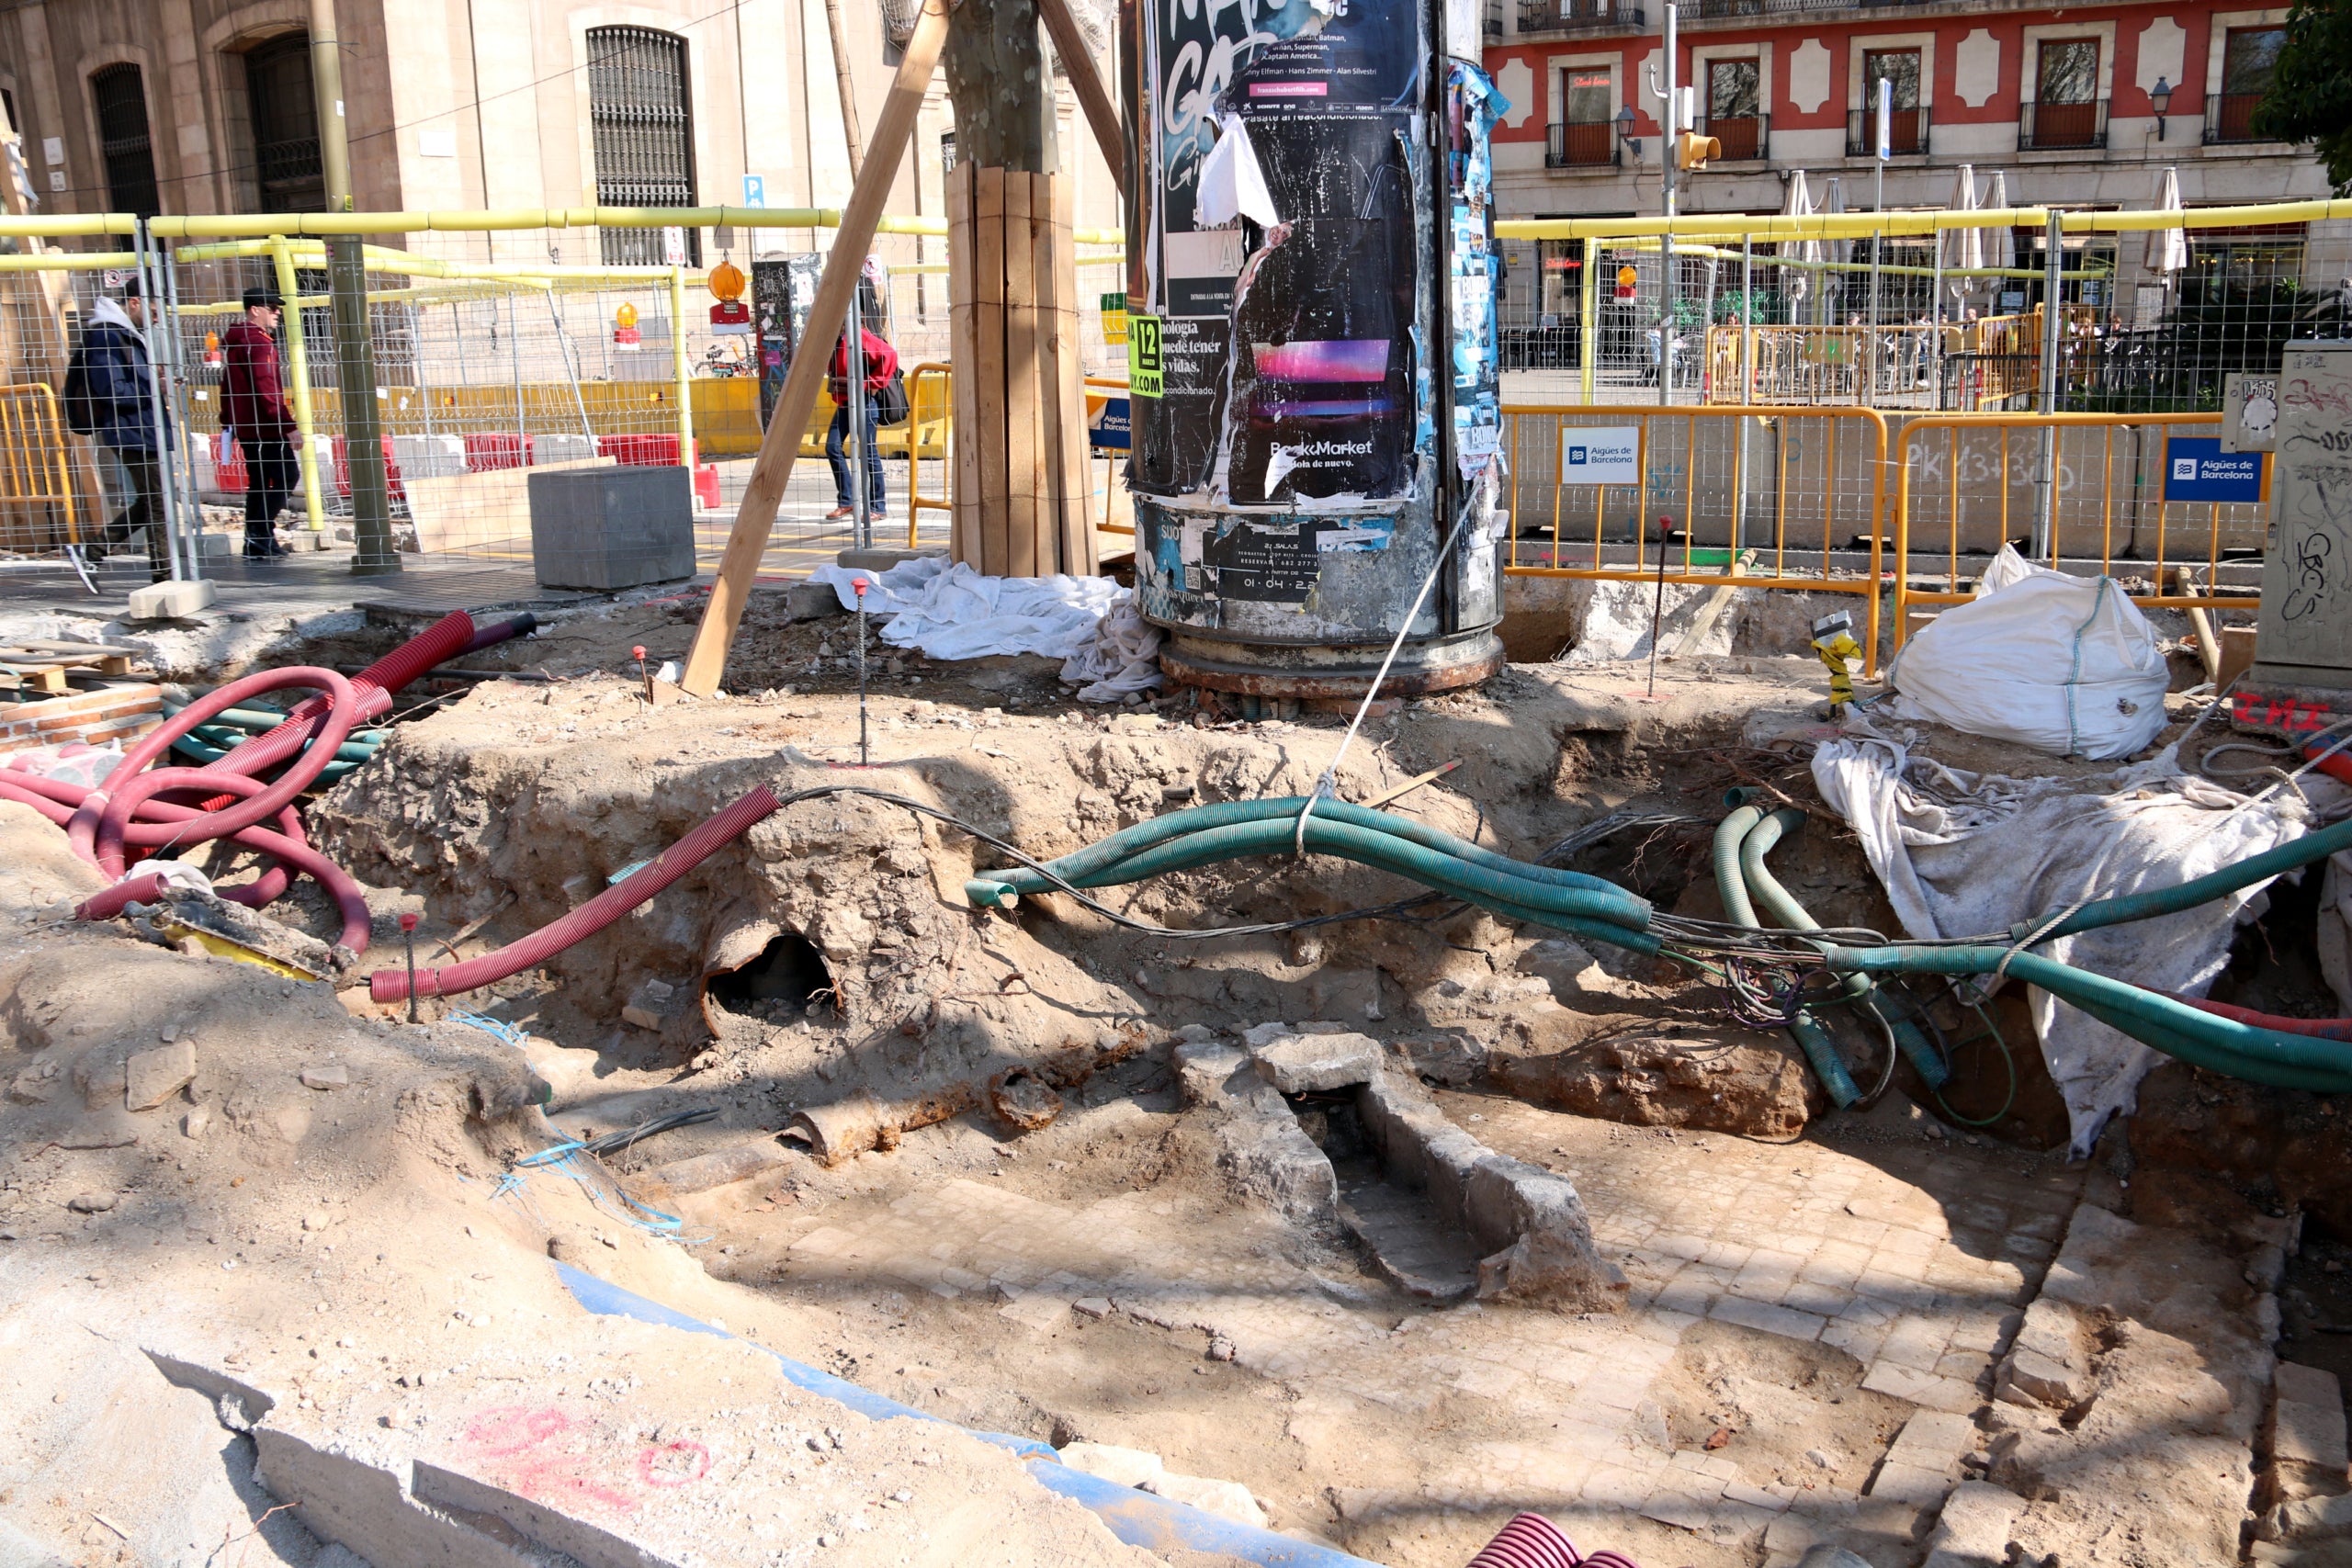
[1883,546,2170,760]
[1813,725,2324,1152]
[809,558,1128,663]
[1059,598,1166,703]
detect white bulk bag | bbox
[1885,546,2169,760]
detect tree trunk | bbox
[944,0,1057,172]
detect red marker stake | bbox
[398,911,421,1024]
[1647,514,1674,699]
[852,577,870,767]
[631,645,650,704]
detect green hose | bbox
[1739,807,1950,1089]
[997,796,1628,897]
[1826,943,2352,1092]
[970,815,1655,933]
[1713,794,1768,927]
[2014,814,2352,944]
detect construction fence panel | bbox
[1500,403,1889,672]
[1891,412,2266,649]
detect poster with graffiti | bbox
[1129,0,1424,503]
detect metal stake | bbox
[1648,514,1672,697]
[399,911,420,1024]
[853,576,870,764]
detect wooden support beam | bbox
[679,0,952,697]
[1036,0,1127,200]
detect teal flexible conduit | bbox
[1712,795,1860,1105]
[2014,813,2352,943]
[1738,807,1951,1090]
[1826,944,2352,1092]
[969,810,1656,936]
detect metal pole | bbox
[311,0,397,574]
[549,287,594,440]
[847,263,870,552]
[2036,209,2062,558]
[269,238,327,539]
[160,247,205,581]
[131,220,187,582]
[1736,234,1751,558]
[1657,2,1679,411]
[669,263,695,486]
[1578,235,1597,404]
[509,289,526,462]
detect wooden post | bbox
[678,0,952,697]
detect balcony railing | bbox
[1686,0,1873,19]
[1517,0,1645,28]
[1695,113,1769,161]
[2203,93,2270,144]
[1846,104,1930,156]
[2019,97,2107,151]
[1546,120,1622,168]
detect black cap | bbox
[242,286,284,309]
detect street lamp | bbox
[1617,103,1641,160]
[2151,76,2173,141]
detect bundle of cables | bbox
[2,610,534,954]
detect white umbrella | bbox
[1780,170,1815,305]
[2147,166,2188,276]
[1940,164,1983,291]
[1984,171,2018,275]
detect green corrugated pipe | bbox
[990,797,1626,898]
[967,815,1654,933]
[1826,944,2352,1092]
[1712,793,1858,1105]
[1738,807,1950,1089]
[2013,814,2352,944]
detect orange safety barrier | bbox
[1891,412,2263,649]
[1501,403,1890,675]
[0,384,83,553]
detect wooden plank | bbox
[1030,173,1068,574]
[1004,173,1040,580]
[1049,174,1094,576]
[1036,0,1127,199]
[678,0,952,696]
[1669,548,1757,660]
[944,161,978,567]
[975,167,1011,577]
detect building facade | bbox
[0,0,1115,265]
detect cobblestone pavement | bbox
[761,1092,2086,1566]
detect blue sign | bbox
[1090,396,1131,452]
[741,174,766,208]
[2164,437,2267,503]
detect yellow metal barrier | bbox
[1501,403,1890,675]
[905,362,953,548]
[1704,325,1939,406]
[1891,412,2262,649]
[0,384,81,551]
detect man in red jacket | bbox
[824,324,897,523]
[220,286,297,558]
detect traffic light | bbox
[1674,130,1720,171]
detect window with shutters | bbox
[91,64,159,217]
[588,27,700,265]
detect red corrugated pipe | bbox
[1465,1515,1641,1568]
[2160,993,2352,1043]
[369,785,784,1003]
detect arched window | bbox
[90,64,159,216]
[587,27,698,265]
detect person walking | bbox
[67,281,173,583]
[220,286,297,559]
[824,321,897,524]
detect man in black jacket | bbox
[71,281,174,581]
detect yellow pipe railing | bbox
[268,237,326,536]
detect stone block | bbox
[1058,1442,1164,1489]
[1249,1030,1384,1093]
[527,466,695,591]
[124,1040,196,1111]
[1996,1348,2087,1410]
[125,578,218,619]
[1146,1472,1268,1529]
[783,581,848,621]
[1922,1480,2026,1568]
[837,547,944,572]
[2280,1362,2345,1411]
[1712,1294,1828,1342]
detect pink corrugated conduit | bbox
[368,785,784,1004]
[1464,1515,1642,1568]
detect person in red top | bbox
[824,323,897,522]
[220,286,297,558]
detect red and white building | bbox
[1485,0,2329,258]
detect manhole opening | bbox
[706,931,836,1018]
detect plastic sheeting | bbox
[1883,547,2170,760]
[1060,600,1167,704]
[1812,723,2323,1151]
[808,558,1130,664]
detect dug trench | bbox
[1,626,2343,1568]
